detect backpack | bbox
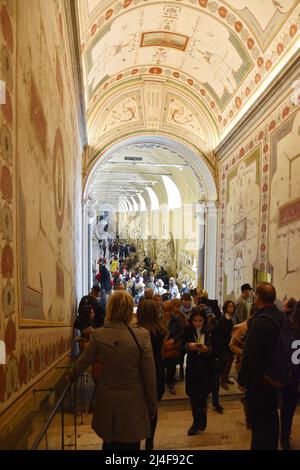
[78,295,90,314]
[259,313,290,388]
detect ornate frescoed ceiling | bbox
[77,0,300,156]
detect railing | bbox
[30,371,88,450]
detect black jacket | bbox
[165,314,182,342]
[213,315,234,355]
[238,305,287,388]
[181,325,215,398]
[150,331,166,400]
[78,294,105,328]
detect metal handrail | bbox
[31,380,74,450]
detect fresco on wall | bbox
[269,110,300,298]
[0,0,17,410]
[15,0,78,328]
[224,147,261,300]
[218,90,300,305]
[0,0,82,420]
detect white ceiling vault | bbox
[76,0,300,208]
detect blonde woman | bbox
[70,290,157,450]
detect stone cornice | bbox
[215,47,300,161]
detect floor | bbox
[35,372,300,451]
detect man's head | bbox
[91,285,101,298]
[254,282,276,309]
[241,283,252,299]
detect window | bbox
[162,175,181,209]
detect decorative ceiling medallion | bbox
[149,67,162,74]
[1,204,13,240]
[0,124,13,164]
[3,280,15,317]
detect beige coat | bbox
[229,321,248,372]
[71,321,157,443]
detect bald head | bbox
[255,282,276,308]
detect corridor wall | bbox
[218,77,300,303]
[0,0,83,447]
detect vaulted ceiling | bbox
[76,0,300,206]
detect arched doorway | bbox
[82,135,218,298]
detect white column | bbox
[195,203,206,289]
[82,199,88,296]
[204,201,218,298]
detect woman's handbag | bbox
[162,339,181,360]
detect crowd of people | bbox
[71,240,300,451]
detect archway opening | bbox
[82,136,218,298]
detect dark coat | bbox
[74,314,96,337]
[71,322,157,443]
[78,294,105,328]
[213,315,234,355]
[99,265,112,293]
[150,331,165,400]
[182,325,215,399]
[165,314,182,342]
[201,298,222,320]
[238,305,287,388]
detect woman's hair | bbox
[162,300,172,312]
[137,299,168,336]
[190,307,207,331]
[105,291,134,323]
[222,300,236,314]
[181,293,191,302]
[286,297,297,313]
[171,298,181,310]
[153,293,162,302]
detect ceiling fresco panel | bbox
[83,3,254,109]
[162,92,206,142]
[77,0,300,141]
[223,0,298,49]
[96,89,144,142]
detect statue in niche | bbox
[165,233,176,276]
